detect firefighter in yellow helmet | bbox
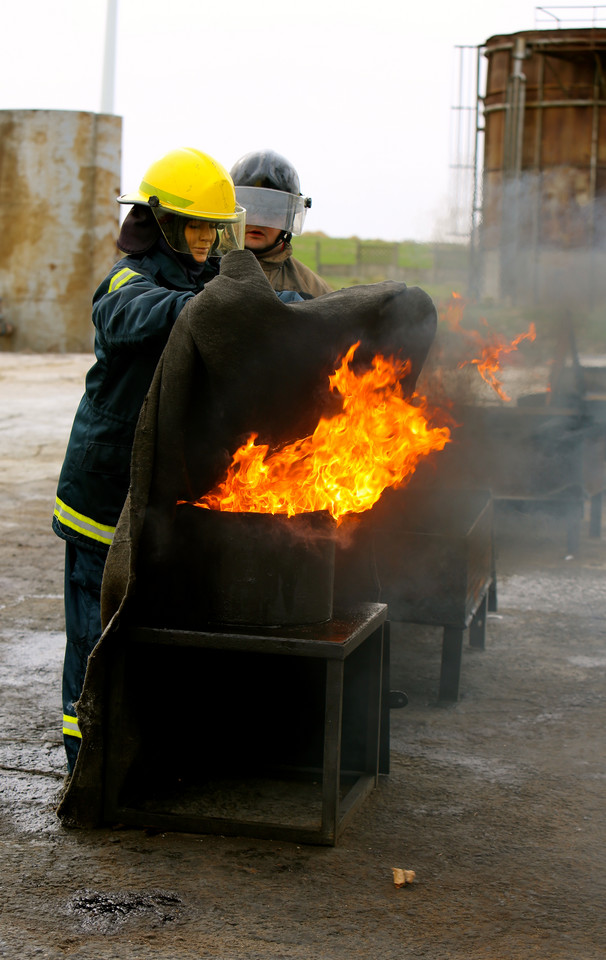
[53,147,245,773]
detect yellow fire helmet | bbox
[117,147,246,255]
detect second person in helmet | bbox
[230,150,332,300]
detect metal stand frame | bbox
[438,592,488,701]
[103,603,387,846]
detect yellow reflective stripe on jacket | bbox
[108,267,140,292]
[54,496,115,545]
[63,714,82,739]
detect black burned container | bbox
[159,505,337,628]
[333,486,494,627]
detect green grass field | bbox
[290,234,606,356]
[292,233,437,277]
[291,233,475,311]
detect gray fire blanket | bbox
[57,249,437,826]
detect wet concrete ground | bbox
[0,353,605,959]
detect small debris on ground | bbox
[392,868,416,888]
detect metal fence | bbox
[314,240,470,288]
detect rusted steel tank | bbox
[0,109,121,352]
[479,29,606,304]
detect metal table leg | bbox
[469,593,488,650]
[321,659,344,842]
[590,491,602,538]
[439,627,463,701]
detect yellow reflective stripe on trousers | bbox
[108,267,140,292]
[54,496,115,545]
[63,714,82,739]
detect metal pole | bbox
[469,44,484,299]
[455,46,465,237]
[589,57,601,305]
[101,0,118,115]
[502,36,527,302]
[530,51,545,305]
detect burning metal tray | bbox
[426,403,605,553]
[334,487,494,700]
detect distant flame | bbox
[442,292,536,401]
[460,323,537,401]
[190,343,450,522]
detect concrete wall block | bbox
[0,109,121,352]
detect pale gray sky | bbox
[2,1,603,240]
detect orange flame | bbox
[460,323,537,401]
[443,290,467,328]
[442,292,536,401]
[191,343,450,522]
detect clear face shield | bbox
[149,202,246,259]
[234,187,310,235]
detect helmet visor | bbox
[151,205,246,258]
[234,187,309,235]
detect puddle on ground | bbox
[566,655,606,669]
[67,890,183,932]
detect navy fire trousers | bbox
[61,541,108,773]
